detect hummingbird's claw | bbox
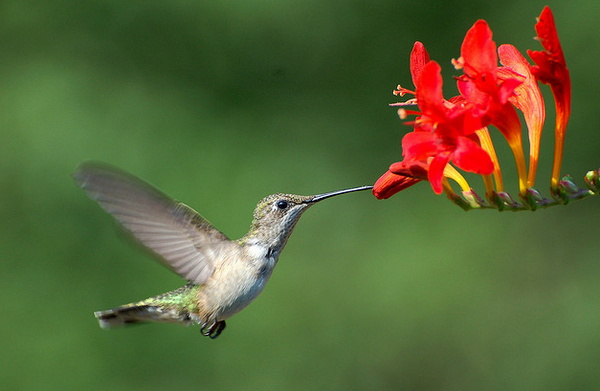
[200,320,226,339]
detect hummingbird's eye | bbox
[276,200,289,210]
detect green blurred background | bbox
[1,1,599,390]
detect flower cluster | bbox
[373,6,589,210]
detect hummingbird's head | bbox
[243,186,372,252]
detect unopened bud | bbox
[446,192,471,211]
[521,188,548,211]
[584,169,600,193]
[462,189,487,209]
[489,191,520,211]
[559,176,579,194]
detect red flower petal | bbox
[410,42,430,87]
[373,170,421,199]
[528,6,567,84]
[415,61,446,122]
[452,136,494,175]
[401,131,438,160]
[389,159,430,179]
[460,20,498,78]
[496,75,524,106]
[428,151,453,194]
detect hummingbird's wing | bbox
[73,162,230,284]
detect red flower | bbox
[374,42,432,200]
[498,44,545,188]
[455,20,529,194]
[374,7,571,205]
[527,6,571,189]
[391,61,494,194]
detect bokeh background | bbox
[1,1,599,390]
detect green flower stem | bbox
[448,169,600,212]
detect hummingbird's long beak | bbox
[304,185,374,203]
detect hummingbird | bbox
[73,162,372,339]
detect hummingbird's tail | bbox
[94,305,164,328]
[94,284,200,328]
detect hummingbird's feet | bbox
[200,320,226,339]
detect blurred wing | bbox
[73,162,230,284]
